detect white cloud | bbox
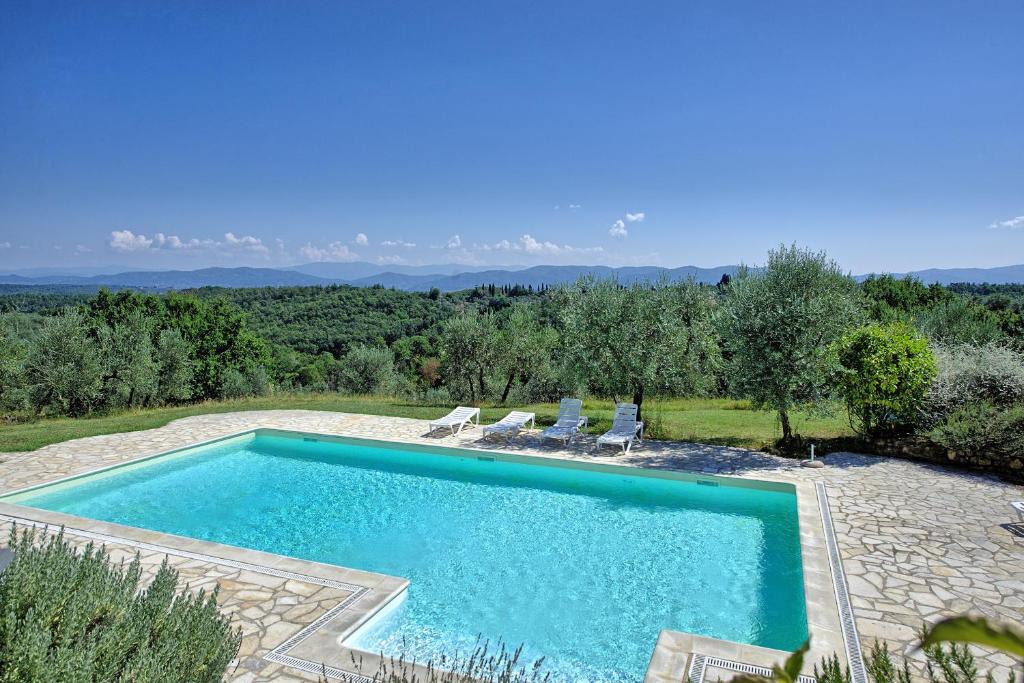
[299,241,359,262]
[609,219,628,238]
[223,232,270,254]
[484,234,603,255]
[381,239,417,248]
[109,230,154,251]
[446,234,462,249]
[355,232,369,245]
[608,211,645,238]
[109,230,270,256]
[569,204,581,210]
[0,242,11,249]
[74,244,92,254]
[376,255,407,265]
[989,215,1024,230]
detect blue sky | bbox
[1,1,1021,273]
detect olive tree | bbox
[439,311,498,402]
[495,305,559,403]
[154,328,195,404]
[339,345,396,395]
[558,277,721,422]
[720,245,863,441]
[99,311,158,409]
[24,308,105,416]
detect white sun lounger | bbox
[429,406,480,436]
[483,411,536,439]
[1012,501,1024,521]
[597,403,644,454]
[540,398,589,445]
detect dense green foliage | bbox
[558,278,720,421]
[831,322,936,437]
[0,526,240,682]
[0,290,270,416]
[1,244,1022,471]
[921,344,1024,462]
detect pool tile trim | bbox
[816,481,867,683]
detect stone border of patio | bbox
[0,420,852,682]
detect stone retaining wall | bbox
[869,436,1024,482]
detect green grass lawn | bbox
[0,394,854,453]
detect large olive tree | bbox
[439,311,499,402]
[720,245,864,441]
[558,277,720,422]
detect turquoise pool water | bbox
[6,431,807,682]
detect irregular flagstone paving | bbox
[0,519,346,682]
[0,410,1022,682]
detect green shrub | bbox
[830,322,936,437]
[917,298,1006,346]
[928,402,1024,458]
[925,344,1024,421]
[340,345,397,395]
[0,526,241,682]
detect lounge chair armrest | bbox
[578,416,589,429]
[636,421,644,439]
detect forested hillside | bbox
[2,246,1022,475]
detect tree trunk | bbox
[477,367,487,400]
[779,409,792,441]
[501,371,515,403]
[632,386,644,425]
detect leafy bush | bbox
[928,402,1024,458]
[917,298,1006,346]
[340,345,397,395]
[219,366,270,399]
[925,344,1024,421]
[830,322,935,437]
[0,526,240,682]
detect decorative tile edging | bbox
[815,482,867,683]
[687,653,707,683]
[701,656,816,683]
[0,511,376,682]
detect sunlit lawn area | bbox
[0,394,854,453]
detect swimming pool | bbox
[4,430,807,682]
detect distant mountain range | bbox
[0,262,1022,291]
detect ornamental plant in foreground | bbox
[0,526,241,683]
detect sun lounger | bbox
[540,398,589,445]
[483,411,536,439]
[596,403,644,454]
[429,406,480,435]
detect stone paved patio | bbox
[1,410,1021,682]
